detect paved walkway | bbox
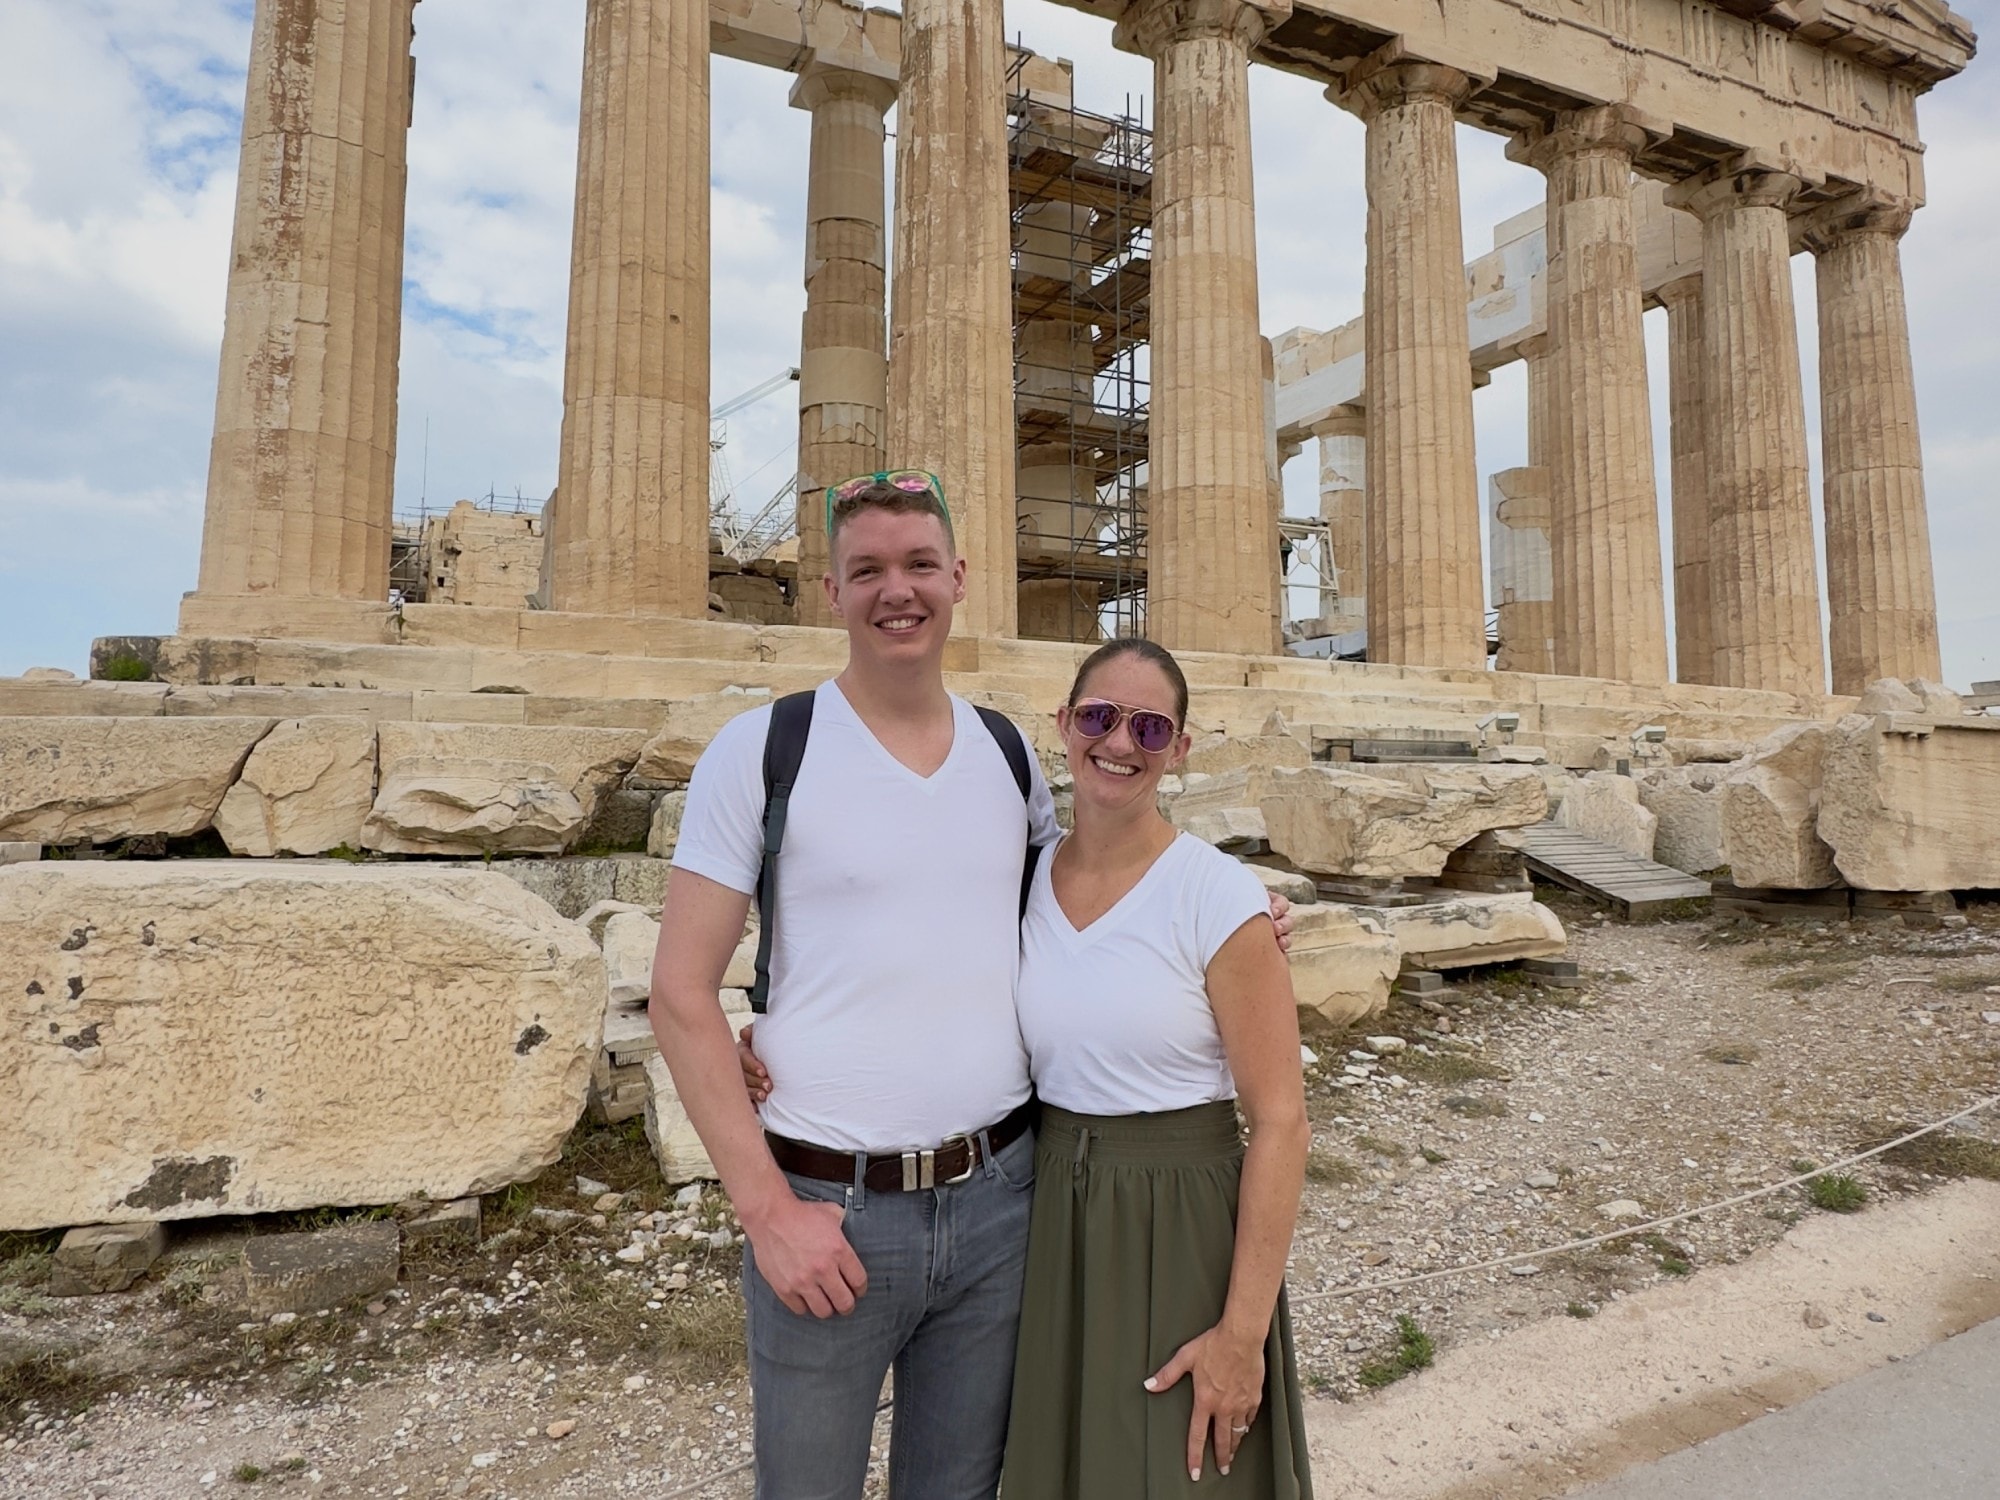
[1572,1314,2000,1499]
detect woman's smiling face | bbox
[1058,651,1189,816]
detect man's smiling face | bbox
[825,506,965,667]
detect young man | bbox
[650,473,1055,1500]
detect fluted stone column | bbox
[1514,107,1668,683]
[197,0,419,601]
[791,65,895,626]
[1665,164,1825,696]
[1490,466,1555,675]
[1312,406,1367,631]
[1519,334,1553,471]
[1803,200,1942,692]
[1335,54,1486,670]
[1657,274,1715,684]
[550,0,710,617]
[1116,0,1288,657]
[888,0,1016,638]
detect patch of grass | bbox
[1356,1315,1434,1390]
[1442,1094,1508,1120]
[1623,1233,1694,1276]
[0,1345,104,1423]
[1805,1174,1868,1213]
[1932,970,2000,993]
[232,1464,266,1483]
[0,1287,60,1317]
[98,653,154,682]
[1700,1042,1762,1065]
[1305,1149,1364,1187]
[1395,1050,1509,1087]
[323,844,369,863]
[1861,1126,2000,1183]
[1606,969,1640,984]
[1770,967,1855,993]
[1739,950,1792,968]
[0,1231,57,1291]
[1566,1301,1596,1319]
[560,1117,666,1203]
[1631,897,1711,925]
[653,1292,748,1380]
[1353,1133,1406,1160]
[1419,1146,1447,1166]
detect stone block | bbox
[1245,862,1318,906]
[643,1055,715,1185]
[363,756,584,856]
[242,1221,400,1317]
[1284,904,1398,1025]
[1553,773,1658,861]
[402,1197,482,1248]
[374,724,648,821]
[580,788,657,852]
[213,717,377,857]
[0,843,39,864]
[1397,970,1447,995]
[1636,765,1726,874]
[479,855,673,919]
[0,863,603,1231]
[1820,717,2000,892]
[1182,732,1311,779]
[1720,722,1839,889]
[631,690,774,784]
[48,1222,166,1296]
[1261,764,1547,880]
[647,790,688,858]
[578,898,655,944]
[0,717,275,844]
[603,911,661,1008]
[1351,892,1567,971]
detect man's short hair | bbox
[825,471,956,558]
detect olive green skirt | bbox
[1000,1101,1314,1499]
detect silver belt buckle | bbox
[940,1133,977,1186]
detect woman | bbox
[742,638,1314,1496]
[998,638,1312,1497]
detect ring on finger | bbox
[1231,1422,1251,1434]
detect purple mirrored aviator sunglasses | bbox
[1070,698,1178,754]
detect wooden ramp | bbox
[1514,824,1712,918]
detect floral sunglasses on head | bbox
[824,469,954,545]
[1069,698,1179,754]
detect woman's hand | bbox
[1267,891,1293,951]
[737,1022,772,1105]
[1145,1322,1266,1481]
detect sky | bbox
[1,0,1994,688]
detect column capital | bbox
[788,59,897,116]
[1515,333,1549,361]
[1654,272,1702,312]
[1327,40,1492,121]
[1506,103,1665,174]
[1113,0,1290,58]
[1794,190,1916,255]
[1663,154,1809,220]
[1308,403,1366,439]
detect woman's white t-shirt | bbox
[1016,832,1272,1116]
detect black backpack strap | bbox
[751,691,817,1015]
[974,705,1043,919]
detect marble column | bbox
[550,0,710,617]
[197,0,419,601]
[1489,466,1555,675]
[1334,53,1486,670]
[1312,406,1368,631]
[1665,164,1825,696]
[791,65,895,627]
[888,0,1017,638]
[1116,0,1289,657]
[1518,334,1553,471]
[1657,274,1715,685]
[1514,106,1668,683]
[1802,200,1942,692]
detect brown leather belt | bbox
[766,1101,1036,1193]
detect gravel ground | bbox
[4,895,1998,1500]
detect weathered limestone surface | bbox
[377,724,647,819]
[1719,722,1840,888]
[792,64,894,625]
[1285,903,1398,1025]
[1551,772,1658,861]
[419,502,545,609]
[214,717,377,857]
[1636,764,1727,874]
[1336,55,1486,670]
[551,0,711,616]
[1489,466,1554,676]
[0,864,603,1232]
[646,789,688,858]
[1515,107,1668,684]
[1666,165,1825,697]
[602,910,662,1007]
[1312,407,1367,631]
[481,855,673,920]
[1820,718,2000,891]
[888,0,1016,638]
[1262,764,1547,879]
[1805,202,1943,694]
[1658,275,1715,684]
[0,717,275,845]
[197,0,417,603]
[363,758,586,856]
[631,690,771,783]
[50,1222,167,1297]
[1116,0,1286,656]
[1346,892,1566,971]
[1182,730,1309,779]
[243,1221,399,1317]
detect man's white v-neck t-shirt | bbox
[671,680,1059,1153]
[1016,832,1270,1116]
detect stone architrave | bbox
[1718,721,1839,888]
[1665,163,1825,697]
[196,0,418,604]
[1489,467,1554,675]
[214,717,378,857]
[792,64,896,627]
[1513,107,1668,684]
[551,0,711,616]
[1115,0,1288,656]
[0,864,603,1232]
[0,718,276,845]
[1346,892,1567,971]
[1334,52,1487,670]
[1801,198,1943,694]
[888,0,1016,639]
[1821,718,2000,892]
[1312,406,1367,631]
[1657,275,1715,685]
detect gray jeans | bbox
[742,1127,1036,1500]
